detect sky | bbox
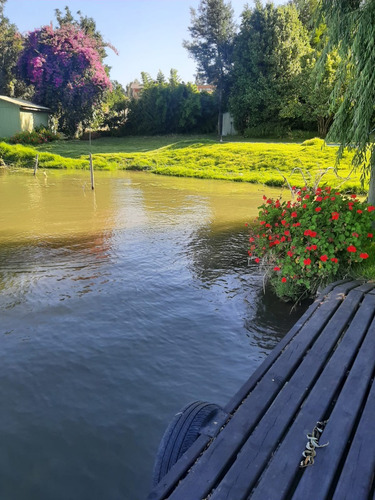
[4,0,286,88]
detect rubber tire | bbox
[152,401,222,487]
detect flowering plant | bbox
[249,186,375,301]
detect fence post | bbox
[33,154,39,176]
[89,153,95,190]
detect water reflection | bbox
[0,170,306,500]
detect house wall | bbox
[0,100,21,137]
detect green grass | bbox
[0,135,366,192]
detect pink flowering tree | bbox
[18,24,112,135]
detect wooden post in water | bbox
[33,154,39,176]
[89,153,95,190]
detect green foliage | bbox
[0,141,117,170]
[124,76,216,135]
[229,2,311,135]
[250,186,375,301]
[2,136,367,194]
[319,0,375,202]
[183,0,236,135]
[9,127,60,145]
[0,0,31,97]
[93,80,128,131]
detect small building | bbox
[0,96,50,138]
[222,112,237,136]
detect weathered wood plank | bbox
[224,281,361,414]
[166,283,359,500]
[332,377,375,500]
[291,312,375,499]
[209,289,366,500]
[247,291,375,500]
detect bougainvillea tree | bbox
[18,24,112,135]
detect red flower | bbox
[360,253,369,259]
[331,257,338,263]
[265,223,271,228]
[284,230,290,236]
[315,207,322,212]
[255,258,260,263]
[347,245,357,253]
[304,258,311,266]
[331,212,339,220]
[352,232,359,238]
[311,244,317,251]
[301,186,307,191]
[260,221,266,225]
[287,251,294,257]
[368,233,373,238]
[291,211,297,218]
[304,194,310,199]
[293,222,301,227]
[249,237,255,242]
[302,204,307,209]
[274,266,281,271]
[320,255,328,262]
[331,196,336,201]
[281,277,287,283]
[281,220,287,226]
[316,196,323,202]
[367,206,375,212]
[357,209,362,214]
[351,194,357,199]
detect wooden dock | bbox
[148,280,375,500]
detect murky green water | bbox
[0,169,307,500]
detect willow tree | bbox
[183,0,236,139]
[321,0,375,203]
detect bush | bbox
[249,186,375,301]
[9,127,60,146]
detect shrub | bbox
[9,127,60,146]
[249,185,375,301]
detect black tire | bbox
[152,401,223,486]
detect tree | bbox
[124,71,216,135]
[229,2,310,136]
[183,0,236,138]
[0,0,30,97]
[319,0,375,203]
[280,2,341,138]
[18,24,112,135]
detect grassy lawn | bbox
[0,134,365,192]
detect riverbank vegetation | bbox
[0,137,366,193]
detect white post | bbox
[89,153,95,190]
[33,154,39,176]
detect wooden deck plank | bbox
[224,280,361,414]
[332,377,375,500]
[148,281,375,500]
[166,283,358,500]
[291,312,375,499]
[247,291,375,500]
[209,289,366,500]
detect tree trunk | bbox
[217,86,223,141]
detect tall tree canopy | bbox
[18,24,112,135]
[320,0,375,202]
[0,0,29,97]
[183,0,236,137]
[125,72,216,135]
[229,1,310,136]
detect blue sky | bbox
[4,0,286,88]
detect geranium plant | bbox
[249,185,375,301]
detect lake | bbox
[0,169,307,500]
